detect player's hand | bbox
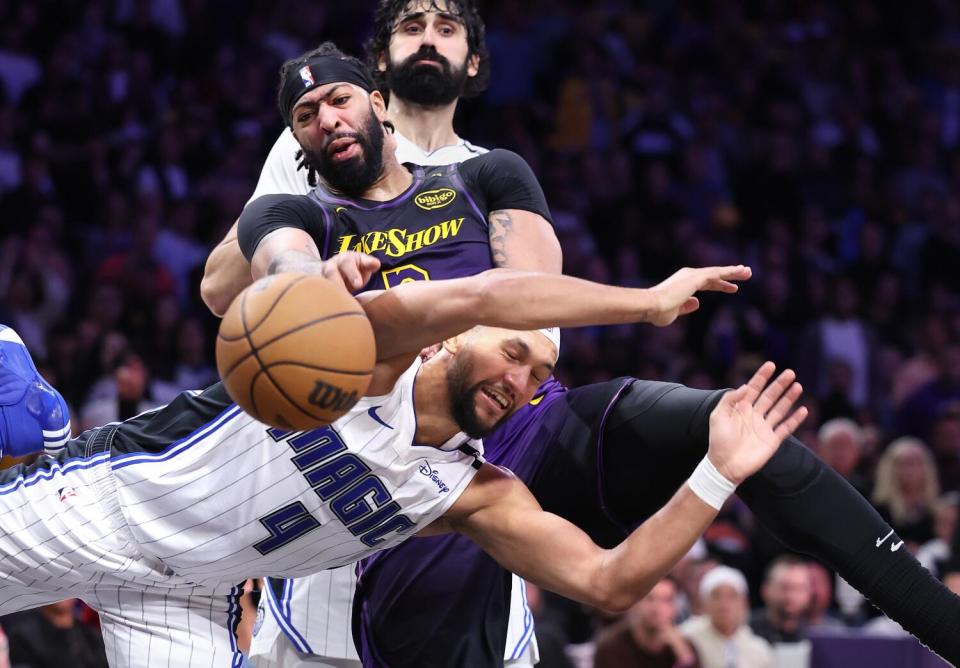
[648,265,751,327]
[705,362,807,485]
[321,252,381,293]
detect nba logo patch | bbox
[58,486,77,502]
[299,66,315,88]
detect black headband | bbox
[280,56,375,126]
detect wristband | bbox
[687,456,737,510]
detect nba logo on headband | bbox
[299,65,315,88]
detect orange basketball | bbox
[216,273,375,430]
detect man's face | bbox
[381,0,478,106]
[820,431,860,477]
[446,328,556,438]
[806,563,832,615]
[291,84,387,196]
[705,585,746,636]
[763,564,812,620]
[629,580,677,633]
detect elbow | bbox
[590,556,655,613]
[593,587,637,614]
[200,277,232,318]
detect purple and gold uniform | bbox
[239,149,550,292]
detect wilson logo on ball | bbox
[308,380,360,412]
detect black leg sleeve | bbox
[601,380,960,665]
[738,438,960,665]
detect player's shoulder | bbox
[461,139,487,153]
[457,148,532,180]
[444,461,527,526]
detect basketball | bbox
[216,273,376,430]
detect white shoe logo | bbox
[876,529,903,552]
[875,529,893,548]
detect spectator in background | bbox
[817,417,870,497]
[891,315,948,409]
[150,316,217,404]
[671,547,717,622]
[594,577,699,668]
[5,600,108,668]
[898,344,960,441]
[797,276,880,421]
[943,562,960,598]
[681,566,772,668]
[917,493,958,578]
[750,556,812,644]
[79,334,158,430]
[929,403,960,490]
[872,437,939,547]
[805,562,846,631]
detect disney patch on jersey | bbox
[418,461,450,493]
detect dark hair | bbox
[365,0,490,100]
[277,41,369,119]
[764,554,808,582]
[278,42,394,187]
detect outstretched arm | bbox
[359,265,751,361]
[441,363,807,611]
[200,221,251,317]
[202,129,311,316]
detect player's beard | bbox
[385,45,469,106]
[446,350,510,439]
[307,104,386,198]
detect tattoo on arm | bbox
[267,250,325,276]
[489,210,515,267]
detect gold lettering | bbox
[423,224,441,246]
[336,234,356,255]
[440,217,464,239]
[386,228,408,258]
[405,229,425,253]
[367,231,386,253]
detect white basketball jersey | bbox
[110,359,482,589]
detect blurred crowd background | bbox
[1,0,960,666]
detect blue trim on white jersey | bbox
[264,577,313,654]
[508,577,535,660]
[110,405,243,470]
[0,450,111,496]
[227,584,245,668]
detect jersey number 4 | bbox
[254,502,320,556]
